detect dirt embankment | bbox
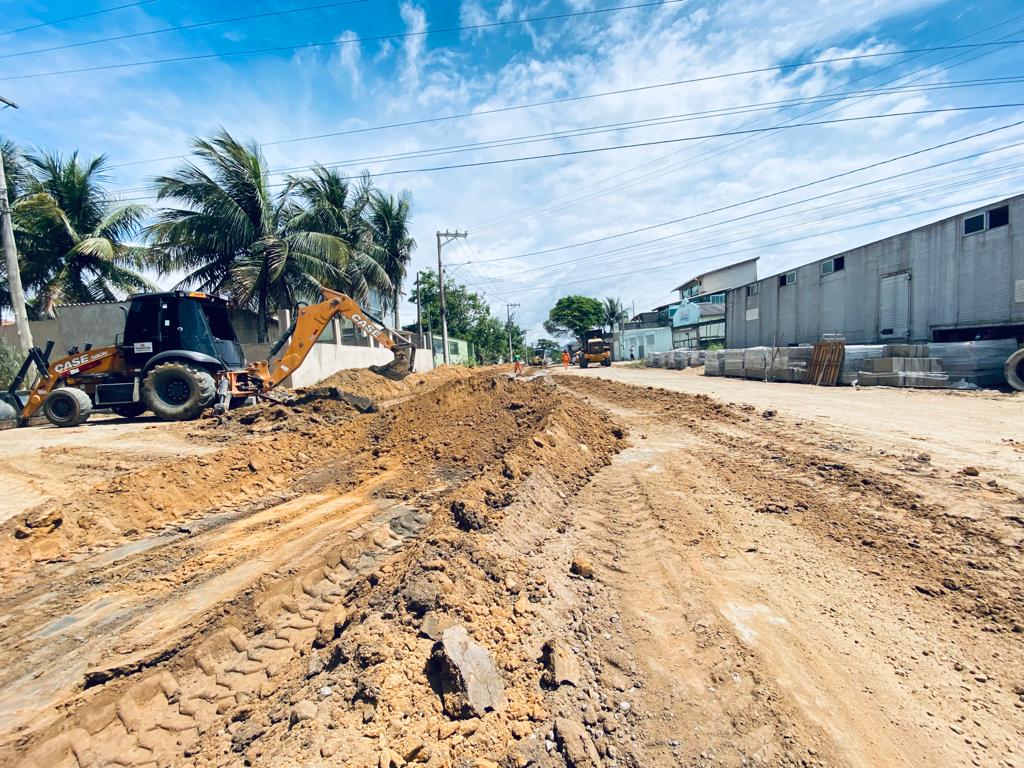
[5,371,627,768]
[0,367,473,575]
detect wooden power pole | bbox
[0,95,34,356]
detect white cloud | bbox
[332,30,363,92]
[399,2,428,88]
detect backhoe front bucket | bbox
[369,344,415,381]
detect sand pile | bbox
[318,365,472,402]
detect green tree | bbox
[13,151,155,318]
[544,295,605,345]
[1,136,29,203]
[287,166,390,306]
[405,269,523,364]
[149,131,353,342]
[367,190,415,327]
[602,296,627,333]
[533,338,562,358]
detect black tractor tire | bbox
[111,402,147,419]
[601,357,612,367]
[142,362,216,421]
[43,387,93,428]
[1006,348,1024,392]
[579,359,589,369]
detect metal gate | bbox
[879,272,910,339]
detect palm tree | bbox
[148,131,352,342]
[367,190,415,327]
[287,166,391,307]
[603,297,627,333]
[1,136,29,202]
[13,150,154,318]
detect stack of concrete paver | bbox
[929,339,1018,388]
[770,346,812,383]
[838,345,886,385]
[704,350,725,376]
[687,350,706,367]
[669,349,689,369]
[856,344,948,388]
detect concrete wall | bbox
[726,194,1024,347]
[677,258,758,298]
[617,326,673,359]
[0,302,130,357]
[243,340,433,388]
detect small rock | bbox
[961,466,980,477]
[289,700,317,728]
[306,651,326,678]
[570,555,594,579]
[314,605,349,648]
[762,409,777,419]
[542,639,582,687]
[432,625,506,718]
[231,720,266,752]
[554,718,601,768]
[420,611,457,641]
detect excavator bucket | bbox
[369,344,415,381]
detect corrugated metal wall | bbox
[725,194,1024,346]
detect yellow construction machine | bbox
[1,288,414,427]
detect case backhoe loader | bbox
[1,288,415,428]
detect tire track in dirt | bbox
[556,376,1024,768]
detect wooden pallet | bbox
[808,340,845,386]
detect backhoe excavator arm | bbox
[241,288,415,393]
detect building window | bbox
[710,294,725,304]
[448,340,459,356]
[988,205,1009,229]
[964,214,985,235]
[821,256,845,275]
[681,283,700,299]
[779,271,796,287]
[746,283,759,296]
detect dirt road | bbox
[0,366,1020,767]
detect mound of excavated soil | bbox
[317,364,472,402]
[0,367,477,572]
[6,371,627,768]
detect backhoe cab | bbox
[2,289,414,428]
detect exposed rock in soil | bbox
[432,625,507,718]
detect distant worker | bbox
[562,350,570,368]
[513,353,524,375]
[629,349,636,360]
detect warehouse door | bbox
[879,272,910,339]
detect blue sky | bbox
[2,0,1024,337]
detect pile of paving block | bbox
[855,344,947,388]
[647,350,706,368]
[704,339,1017,389]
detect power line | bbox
[264,79,1024,171]
[107,74,1024,177]
[0,0,688,81]
[503,191,1024,294]
[469,118,1024,263]
[107,103,1024,201]
[0,0,156,37]
[482,156,1024,283]
[469,12,1024,232]
[0,0,371,60]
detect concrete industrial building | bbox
[726,193,1024,349]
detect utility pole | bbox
[0,94,33,356]
[415,273,422,335]
[506,303,520,362]
[435,230,466,365]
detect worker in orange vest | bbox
[561,350,571,368]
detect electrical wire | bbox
[106,104,1024,201]
[0,0,688,81]
[468,119,1024,263]
[0,0,156,37]
[469,12,1024,232]
[0,0,371,60]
